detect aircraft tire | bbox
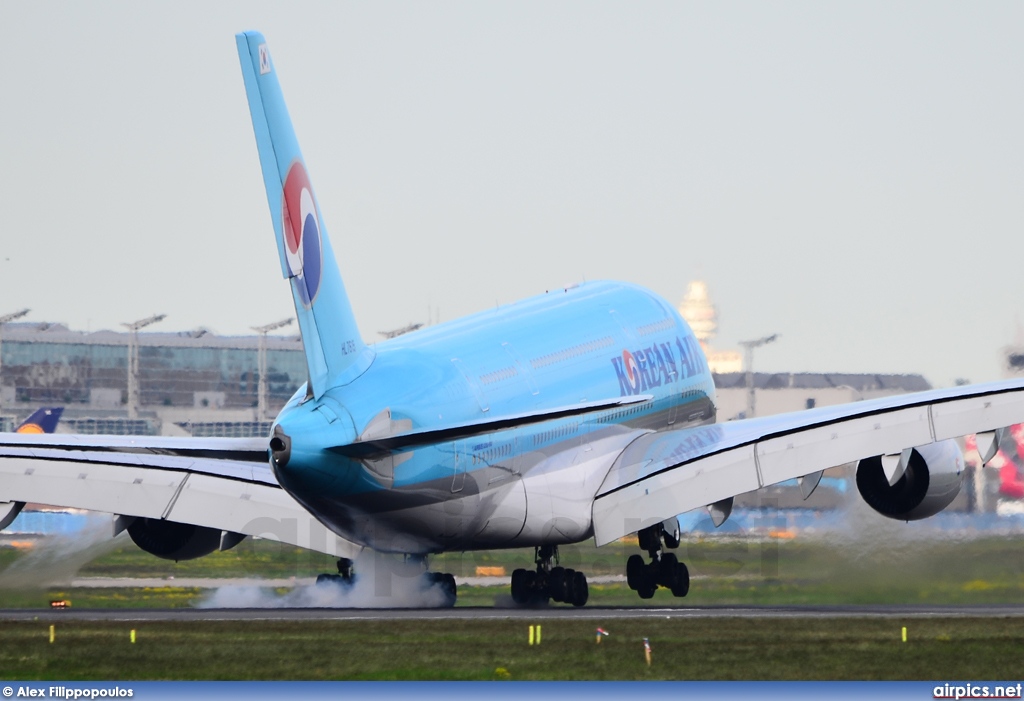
[524,570,549,605]
[441,573,457,607]
[511,568,529,604]
[570,570,589,607]
[626,554,645,590]
[549,567,569,603]
[659,553,680,588]
[670,561,689,598]
[636,564,657,599]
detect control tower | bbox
[677,281,742,373]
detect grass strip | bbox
[1,617,1021,680]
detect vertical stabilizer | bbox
[15,407,63,434]
[236,31,373,397]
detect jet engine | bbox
[127,518,223,561]
[856,439,964,521]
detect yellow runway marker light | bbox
[131,629,136,644]
[49,625,54,644]
[529,625,535,645]
[902,627,907,643]
[537,625,541,645]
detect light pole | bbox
[122,314,166,419]
[251,318,292,422]
[0,308,29,419]
[739,333,779,419]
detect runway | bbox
[61,575,626,588]
[3,604,1024,622]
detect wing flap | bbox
[930,389,1024,440]
[593,441,759,546]
[0,437,273,485]
[756,406,932,487]
[0,435,359,558]
[0,454,186,520]
[592,378,1024,546]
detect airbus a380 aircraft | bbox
[2,32,1023,607]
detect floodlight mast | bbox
[122,314,166,420]
[739,333,779,418]
[251,318,293,422]
[0,308,29,419]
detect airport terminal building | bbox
[0,322,305,436]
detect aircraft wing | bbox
[0,433,360,558]
[592,378,1024,546]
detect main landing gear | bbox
[511,545,589,607]
[401,554,457,606]
[426,570,458,606]
[626,522,689,600]
[314,556,458,607]
[315,557,356,586]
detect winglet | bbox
[235,32,373,397]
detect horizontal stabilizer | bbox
[332,395,652,460]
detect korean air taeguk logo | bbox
[282,162,323,307]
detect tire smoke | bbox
[196,552,453,609]
[0,514,124,589]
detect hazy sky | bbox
[1,2,1022,388]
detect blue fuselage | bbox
[272,280,717,554]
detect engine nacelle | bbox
[127,518,222,561]
[856,439,964,520]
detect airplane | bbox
[0,407,64,531]
[14,407,64,435]
[2,31,1024,607]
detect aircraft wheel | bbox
[636,564,658,599]
[660,553,679,587]
[570,570,589,607]
[526,570,549,605]
[440,573,457,607]
[563,568,576,602]
[671,561,689,598]
[626,554,645,590]
[637,581,657,599]
[532,573,548,605]
[511,568,529,604]
[549,567,568,603]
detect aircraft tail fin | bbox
[235,31,373,398]
[16,407,64,434]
